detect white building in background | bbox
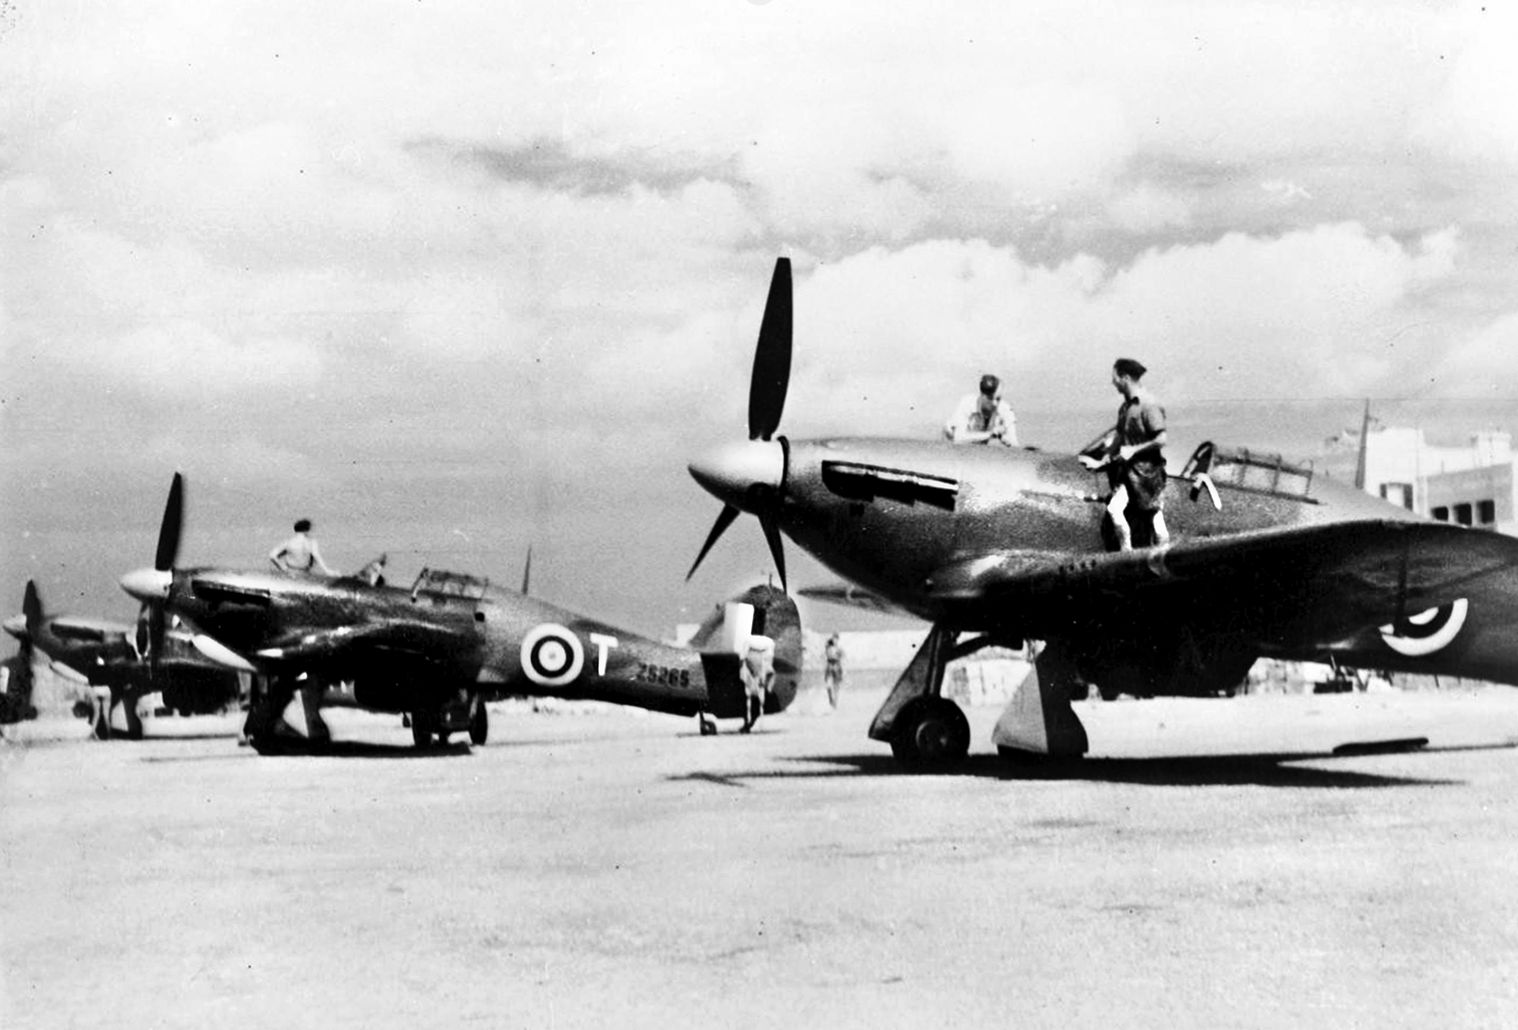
[1361,426,1518,534]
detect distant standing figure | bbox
[823,633,845,709]
[944,373,1018,446]
[740,635,775,733]
[1082,359,1169,552]
[269,519,336,575]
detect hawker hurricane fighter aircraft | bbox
[3,580,244,738]
[119,476,801,753]
[687,258,1518,768]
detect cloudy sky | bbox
[4,1,1518,634]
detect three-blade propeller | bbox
[686,258,793,589]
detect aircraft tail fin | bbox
[689,583,803,714]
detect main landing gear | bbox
[868,625,1090,770]
[410,694,486,749]
[242,675,331,754]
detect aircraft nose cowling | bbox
[120,567,173,602]
[688,439,784,509]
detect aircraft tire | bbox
[890,697,970,769]
[468,702,489,746]
[247,732,287,756]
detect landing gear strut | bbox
[867,625,1090,769]
[868,624,973,769]
[121,687,145,741]
[411,708,436,748]
[243,675,295,754]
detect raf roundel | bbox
[1378,599,1469,658]
[520,623,585,686]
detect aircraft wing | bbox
[250,620,474,665]
[930,519,1518,680]
[797,582,910,616]
[47,616,132,644]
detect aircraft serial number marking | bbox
[634,662,692,688]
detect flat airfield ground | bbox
[5,680,1518,1029]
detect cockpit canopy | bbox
[410,568,489,601]
[1183,442,1316,501]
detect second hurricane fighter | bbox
[120,475,802,753]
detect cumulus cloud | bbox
[7,0,1518,621]
[1430,312,1518,397]
[99,321,324,397]
[777,224,1464,431]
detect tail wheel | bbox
[890,697,970,769]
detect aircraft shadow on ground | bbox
[672,743,1516,789]
[140,740,478,761]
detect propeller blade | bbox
[22,580,43,636]
[686,504,742,582]
[759,511,787,592]
[747,257,792,442]
[155,473,184,572]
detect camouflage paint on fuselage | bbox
[777,437,1420,631]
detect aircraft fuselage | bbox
[774,436,1422,629]
[160,569,792,719]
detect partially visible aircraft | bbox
[687,258,1518,768]
[119,475,802,753]
[2,580,244,738]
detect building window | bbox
[1380,482,1414,510]
[1479,499,1496,525]
[1455,502,1473,526]
[1432,506,1450,521]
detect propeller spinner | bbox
[686,258,793,588]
